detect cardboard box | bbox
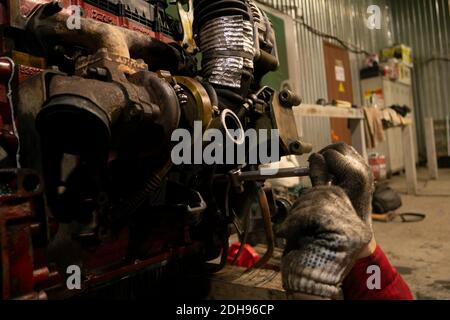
[396,62,412,85]
[381,44,413,67]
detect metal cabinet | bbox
[361,77,417,174]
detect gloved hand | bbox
[276,186,372,299]
[309,143,374,226]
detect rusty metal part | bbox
[30,50,181,225]
[230,192,252,266]
[25,2,181,72]
[177,0,198,54]
[128,70,182,142]
[44,241,204,299]
[36,50,180,156]
[0,169,54,300]
[0,57,21,167]
[16,68,64,172]
[0,58,13,82]
[109,161,173,229]
[5,0,30,29]
[248,185,274,270]
[11,51,47,70]
[174,76,214,130]
[75,48,148,75]
[37,74,123,154]
[0,168,44,200]
[223,167,310,270]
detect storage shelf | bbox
[293,104,364,120]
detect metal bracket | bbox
[176,0,198,54]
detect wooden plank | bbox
[207,266,327,300]
[293,105,364,120]
[208,246,328,300]
[424,118,439,180]
[208,265,286,300]
[402,124,418,195]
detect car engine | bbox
[0,0,310,299]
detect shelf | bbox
[293,104,364,120]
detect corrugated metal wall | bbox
[256,0,395,153]
[390,0,450,157]
[257,0,450,157]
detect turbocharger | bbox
[36,49,181,159]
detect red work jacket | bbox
[343,245,414,300]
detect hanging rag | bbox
[363,107,385,149]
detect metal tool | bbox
[219,166,310,270]
[226,166,310,193]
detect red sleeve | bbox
[342,245,413,300]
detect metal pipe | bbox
[248,185,274,270]
[26,2,180,71]
[237,167,310,182]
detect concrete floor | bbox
[374,168,450,300]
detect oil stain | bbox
[395,266,414,275]
[415,292,436,300]
[433,281,450,291]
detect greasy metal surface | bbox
[44,74,125,126]
[250,186,275,270]
[75,48,148,75]
[174,76,214,130]
[37,49,181,153]
[1,0,296,300]
[6,0,30,28]
[26,3,180,72]
[0,168,44,200]
[0,169,50,300]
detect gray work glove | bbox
[309,143,374,227]
[277,186,372,299]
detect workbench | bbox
[293,104,368,160]
[293,104,418,195]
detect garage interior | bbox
[0,0,449,301]
[256,0,450,300]
[375,169,450,300]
